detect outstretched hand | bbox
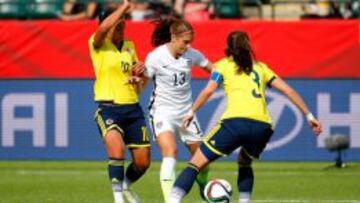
[308,119,322,136]
[125,76,143,85]
[132,62,145,76]
[182,110,194,129]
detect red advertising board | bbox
[0,20,359,79]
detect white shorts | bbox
[149,113,203,143]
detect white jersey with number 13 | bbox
[145,44,209,116]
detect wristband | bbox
[306,112,315,122]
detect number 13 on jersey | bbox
[173,72,186,86]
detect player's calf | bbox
[237,149,254,203]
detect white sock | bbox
[239,192,251,203]
[168,187,185,203]
[160,157,176,203]
[123,176,131,190]
[112,183,124,203]
[113,192,124,203]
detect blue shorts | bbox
[200,118,273,161]
[94,103,150,148]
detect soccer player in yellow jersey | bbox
[169,31,322,203]
[89,1,150,203]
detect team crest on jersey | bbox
[156,121,163,129]
[105,118,114,125]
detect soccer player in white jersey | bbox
[144,18,214,203]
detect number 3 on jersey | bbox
[251,70,262,98]
[173,72,186,86]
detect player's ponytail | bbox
[225,31,255,75]
[152,17,194,47]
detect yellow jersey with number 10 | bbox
[215,57,277,125]
[89,34,139,104]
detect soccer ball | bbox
[203,179,232,203]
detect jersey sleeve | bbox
[212,59,226,85]
[144,54,157,78]
[88,34,94,49]
[210,71,223,85]
[189,48,209,68]
[88,34,97,57]
[260,62,278,87]
[214,59,226,74]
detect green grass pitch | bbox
[0,161,359,203]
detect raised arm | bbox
[270,77,322,136]
[93,0,130,49]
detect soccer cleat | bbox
[123,189,140,203]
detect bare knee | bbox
[160,145,178,158]
[104,130,126,159]
[189,148,210,171]
[187,142,201,155]
[133,157,150,172]
[157,132,178,157]
[131,148,151,172]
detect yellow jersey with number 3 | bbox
[215,57,277,124]
[89,34,139,104]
